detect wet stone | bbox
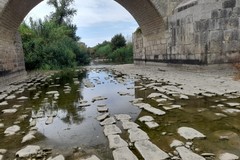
[178,127,206,140]
[145,121,159,129]
[122,121,139,130]
[128,128,149,142]
[92,96,107,102]
[45,116,54,125]
[108,135,128,149]
[103,124,122,136]
[16,145,41,158]
[2,108,17,114]
[115,114,131,121]
[135,140,169,160]
[100,117,116,126]
[218,153,239,160]
[96,113,109,121]
[97,106,108,112]
[4,125,20,136]
[176,146,205,160]
[112,147,138,160]
[138,116,154,122]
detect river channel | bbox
[0,67,239,160]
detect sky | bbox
[25,0,139,47]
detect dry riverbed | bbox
[0,64,239,160]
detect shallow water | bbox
[0,68,240,159]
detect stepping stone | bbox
[17,96,28,100]
[100,117,116,126]
[170,140,184,148]
[176,146,205,160]
[30,119,37,127]
[0,101,8,106]
[222,109,240,115]
[0,149,7,154]
[147,93,170,99]
[92,96,107,102]
[122,121,139,130]
[22,133,35,143]
[80,155,100,160]
[13,105,22,108]
[117,92,129,96]
[46,91,59,95]
[128,128,149,142]
[0,123,4,129]
[163,105,181,110]
[113,147,138,160]
[103,125,122,136]
[143,105,166,116]
[2,109,17,114]
[5,95,16,100]
[16,145,41,158]
[218,153,239,160]
[130,98,143,104]
[139,116,154,122]
[134,103,152,109]
[78,103,91,107]
[97,106,108,112]
[156,98,167,103]
[96,113,109,121]
[180,95,189,100]
[135,140,169,160]
[108,135,128,149]
[45,117,54,125]
[178,127,206,140]
[225,102,240,107]
[4,125,20,136]
[0,155,3,160]
[115,114,131,121]
[145,121,159,129]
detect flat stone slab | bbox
[16,145,41,158]
[108,135,128,149]
[92,96,107,102]
[4,125,20,136]
[135,140,169,160]
[139,116,154,122]
[170,140,184,148]
[0,149,7,154]
[115,114,131,121]
[78,103,91,107]
[80,155,100,160]
[0,155,3,160]
[222,108,240,115]
[17,96,29,100]
[128,128,149,142]
[97,106,108,112]
[22,133,35,143]
[176,146,205,160]
[180,94,189,100]
[178,127,206,140]
[122,121,139,130]
[100,117,116,126]
[225,102,240,107]
[0,101,8,106]
[45,116,54,125]
[0,123,4,129]
[147,93,169,99]
[113,147,138,160]
[163,105,181,110]
[96,113,109,121]
[145,121,159,129]
[2,109,17,114]
[103,124,122,136]
[218,153,239,160]
[5,95,16,100]
[46,91,59,95]
[143,105,166,116]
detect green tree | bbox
[111,34,126,50]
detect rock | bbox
[135,140,169,160]
[178,127,206,140]
[156,98,167,103]
[22,133,36,143]
[5,94,16,100]
[80,155,100,160]
[4,125,20,136]
[128,128,149,142]
[176,146,205,160]
[122,121,139,130]
[97,106,108,112]
[225,102,240,107]
[143,105,166,116]
[45,116,54,125]
[163,105,181,110]
[113,147,138,160]
[13,105,22,108]
[218,153,239,160]
[222,109,240,115]
[92,96,107,102]
[51,155,65,160]
[215,113,227,117]
[145,121,159,129]
[2,109,17,114]
[30,119,37,127]
[46,91,58,95]
[0,149,7,154]
[78,103,91,107]
[100,117,116,126]
[83,79,95,88]
[130,98,143,104]
[180,95,189,100]
[0,101,8,106]
[0,155,3,160]
[96,113,109,121]
[16,145,41,158]
[115,114,131,121]
[201,153,215,157]
[17,96,28,100]
[170,140,184,148]
[103,124,122,136]
[139,116,154,122]
[117,92,130,96]
[0,123,4,129]
[108,135,128,149]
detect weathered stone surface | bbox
[0,155,3,160]
[0,149,7,154]
[163,105,181,110]
[170,140,184,148]
[178,127,206,140]
[103,124,122,136]
[80,155,100,160]
[122,121,139,130]
[92,96,107,102]
[4,125,20,136]
[115,114,131,121]
[145,121,159,129]
[0,123,4,129]
[96,113,109,121]
[135,140,169,160]
[139,116,154,122]
[108,135,128,149]
[218,153,239,160]
[225,102,240,107]
[176,146,205,160]
[2,108,17,114]
[5,94,16,100]
[97,106,108,112]
[16,145,41,158]
[0,101,8,106]
[46,91,59,95]
[113,147,138,160]
[128,128,149,142]
[222,108,240,115]
[45,116,54,125]
[143,105,166,116]
[22,133,36,143]
[100,117,116,126]
[17,96,28,100]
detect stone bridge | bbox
[0,0,240,84]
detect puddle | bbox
[0,68,240,159]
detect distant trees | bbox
[20,0,90,70]
[92,34,133,63]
